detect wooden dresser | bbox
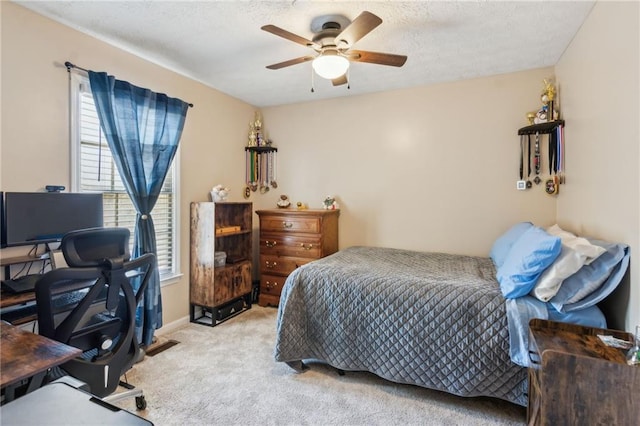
[527,319,639,425]
[255,209,339,307]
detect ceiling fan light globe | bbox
[312,55,349,80]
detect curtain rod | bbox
[65,61,194,108]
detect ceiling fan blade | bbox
[335,11,382,48]
[261,25,320,50]
[332,75,348,86]
[347,50,407,67]
[266,56,315,70]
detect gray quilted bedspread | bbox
[274,246,528,406]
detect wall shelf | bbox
[518,120,565,135]
[244,146,277,153]
[515,120,565,195]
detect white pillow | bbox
[546,224,606,265]
[531,244,587,302]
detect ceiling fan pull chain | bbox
[310,65,315,93]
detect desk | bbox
[1,269,142,325]
[0,290,37,325]
[1,253,44,323]
[1,321,81,401]
[1,382,153,425]
[0,291,35,309]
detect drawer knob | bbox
[300,243,313,250]
[282,221,293,228]
[265,281,279,291]
[265,261,277,269]
[265,240,277,247]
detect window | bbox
[70,73,180,282]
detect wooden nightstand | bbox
[527,319,639,425]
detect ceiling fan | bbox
[261,11,407,87]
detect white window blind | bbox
[73,78,178,280]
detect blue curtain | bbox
[88,71,189,347]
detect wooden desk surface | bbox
[0,291,38,325]
[1,321,82,388]
[1,290,35,309]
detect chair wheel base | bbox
[135,395,147,410]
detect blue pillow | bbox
[496,226,561,299]
[550,239,629,312]
[489,222,533,268]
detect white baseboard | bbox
[155,315,190,337]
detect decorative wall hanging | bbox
[516,79,564,195]
[245,111,277,198]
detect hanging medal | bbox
[517,135,527,190]
[269,151,278,188]
[526,134,532,188]
[260,152,269,193]
[544,126,560,195]
[558,124,565,184]
[244,150,251,198]
[534,132,540,182]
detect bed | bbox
[273,225,630,407]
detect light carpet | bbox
[116,306,526,425]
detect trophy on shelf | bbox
[541,79,559,121]
[248,122,257,147]
[254,111,264,146]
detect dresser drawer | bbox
[260,215,320,233]
[260,233,322,258]
[260,255,311,276]
[260,274,287,297]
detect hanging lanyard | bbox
[526,135,531,179]
[548,130,556,175]
[533,132,542,184]
[519,135,524,180]
[558,125,565,183]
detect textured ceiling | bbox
[15,1,595,108]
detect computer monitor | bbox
[1,192,104,248]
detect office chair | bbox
[35,227,155,410]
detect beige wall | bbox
[1,2,255,325]
[555,1,639,331]
[259,68,557,256]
